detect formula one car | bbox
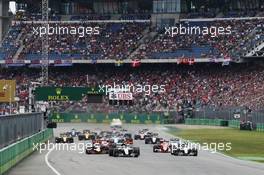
[171,142,198,156]
[120,129,128,132]
[108,137,127,148]
[134,130,151,140]
[109,144,140,157]
[145,133,161,144]
[67,128,81,137]
[110,118,122,128]
[78,130,96,140]
[123,133,133,145]
[55,133,74,143]
[85,141,109,154]
[153,140,171,153]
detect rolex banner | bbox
[35,87,105,101]
[0,80,16,102]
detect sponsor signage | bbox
[50,113,163,124]
[234,113,241,119]
[109,92,133,100]
[0,80,16,102]
[35,87,104,101]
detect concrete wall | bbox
[0,129,53,174]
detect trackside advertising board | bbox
[109,92,133,100]
[0,80,16,102]
[35,87,104,101]
[50,113,163,124]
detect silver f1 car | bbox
[145,133,161,144]
[109,144,140,157]
[171,142,198,156]
[134,130,151,140]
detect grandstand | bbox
[0,0,263,116]
[0,1,264,175]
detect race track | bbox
[7,123,264,175]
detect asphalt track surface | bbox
[7,123,264,175]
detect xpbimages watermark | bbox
[32,140,232,154]
[32,24,100,37]
[171,140,232,154]
[165,24,232,37]
[33,140,89,154]
[98,82,166,96]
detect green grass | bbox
[167,126,264,162]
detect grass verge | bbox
[167,126,264,162]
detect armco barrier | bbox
[50,113,163,124]
[0,129,53,174]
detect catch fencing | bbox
[192,108,264,124]
[0,113,44,149]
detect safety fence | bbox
[0,129,53,174]
[193,108,264,124]
[0,113,44,149]
[50,112,163,124]
[185,118,264,132]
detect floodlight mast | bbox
[41,0,49,86]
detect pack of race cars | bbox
[55,128,198,157]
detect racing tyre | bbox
[55,138,60,143]
[133,147,140,157]
[145,139,150,144]
[78,136,83,141]
[90,135,96,140]
[172,150,179,156]
[113,149,119,157]
[193,150,198,156]
[109,149,113,156]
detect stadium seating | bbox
[1,63,264,113]
[0,13,263,61]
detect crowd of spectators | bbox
[135,19,264,59]
[0,63,264,114]
[0,13,263,61]
[0,24,21,60]
[16,22,148,60]
[1,13,264,115]
[2,17,261,61]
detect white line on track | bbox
[45,146,62,175]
